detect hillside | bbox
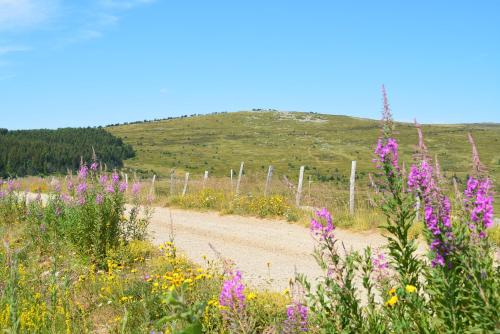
[107,111,500,185]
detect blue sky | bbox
[0,0,499,129]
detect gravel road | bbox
[148,206,388,291]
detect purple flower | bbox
[283,302,308,333]
[106,184,115,194]
[60,193,71,203]
[464,176,494,234]
[219,270,246,312]
[119,182,127,193]
[67,180,74,191]
[310,208,335,240]
[96,194,104,205]
[90,162,99,171]
[77,196,86,206]
[76,183,87,195]
[372,251,388,270]
[112,172,120,185]
[78,165,89,179]
[374,138,399,170]
[408,129,454,267]
[132,182,141,195]
[99,175,108,185]
[7,180,15,192]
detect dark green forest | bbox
[0,127,134,177]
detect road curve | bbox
[148,206,388,291]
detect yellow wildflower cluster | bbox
[405,285,417,294]
[149,267,211,294]
[228,194,293,218]
[385,287,398,307]
[385,285,417,307]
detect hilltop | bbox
[107,111,500,189]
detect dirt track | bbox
[148,206,388,291]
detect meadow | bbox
[1,106,498,333]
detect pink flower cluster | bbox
[78,165,89,179]
[283,302,309,333]
[464,177,494,237]
[408,156,454,267]
[371,250,390,282]
[374,138,399,170]
[219,270,246,313]
[310,208,335,240]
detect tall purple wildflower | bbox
[111,172,120,185]
[99,175,108,186]
[408,123,454,267]
[463,134,494,237]
[283,302,309,333]
[119,182,128,193]
[7,180,15,193]
[131,182,141,195]
[371,250,391,284]
[106,184,115,193]
[310,208,335,240]
[67,180,74,192]
[374,138,399,170]
[96,194,104,205]
[78,165,89,179]
[219,270,246,313]
[373,87,399,171]
[76,182,87,195]
[90,162,99,171]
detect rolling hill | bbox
[107,111,500,193]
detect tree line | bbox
[0,127,135,177]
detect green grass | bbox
[107,111,500,211]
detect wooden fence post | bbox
[203,171,209,188]
[236,162,244,196]
[349,161,356,215]
[170,170,175,196]
[296,166,305,206]
[182,172,189,196]
[308,175,312,200]
[264,165,273,197]
[150,174,156,197]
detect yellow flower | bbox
[385,295,398,307]
[388,287,396,295]
[207,298,219,307]
[247,292,257,301]
[405,285,416,294]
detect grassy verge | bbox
[0,190,290,333]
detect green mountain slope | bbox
[107,111,500,190]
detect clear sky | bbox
[0,0,499,129]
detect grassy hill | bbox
[107,111,500,186]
